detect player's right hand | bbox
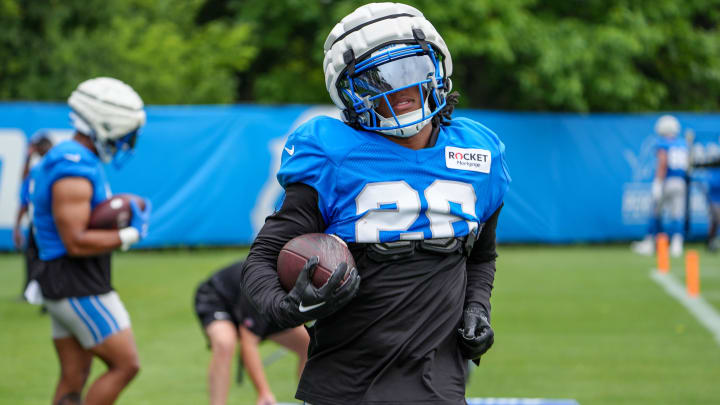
[278,256,361,327]
[129,198,152,239]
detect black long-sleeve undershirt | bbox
[241,183,326,328]
[466,204,502,317]
[241,183,501,325]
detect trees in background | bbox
[0,0,255,104]
[1,0,719,111]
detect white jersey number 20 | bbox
[355,180,478,243]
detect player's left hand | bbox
[457,303,494,365]
[129,198,152,239]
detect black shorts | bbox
[36,254,112,299]
[24,228,44,286]
[193,280,284,341]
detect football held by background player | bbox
[29,77,152,405]
[242,3,510,404]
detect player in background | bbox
[691,144,720,251]
[194,261,309,405]
[632,115,688,257]
[13,131,53,298]
[702,168,720,251]
[242,3,509,404]
[29,77,151,405]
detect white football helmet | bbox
[323,2,453,137]
[68,77,146,163]
[654,114,680,138]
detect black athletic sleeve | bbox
[465,204,502,316]
[241,183,326,324]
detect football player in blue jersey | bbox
[29,77,151,405]
[632,115,689,257]
[242,3,510,404]
[13,132,53,298]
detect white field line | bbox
[650,270,720,346]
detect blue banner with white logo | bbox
[2,102,720,250]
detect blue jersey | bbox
[19,176,30,207]
[706,168,720,203]
[656,136,688,179]
[30,140,111,260]
[277,116,510,243]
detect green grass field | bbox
[2,245,720,405]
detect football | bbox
[277,233,355,292]
[88,194,145,230]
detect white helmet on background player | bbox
[68,77,146,163]
[654,114,680,138]
[323,2,453,137]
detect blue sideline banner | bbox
[2,102,720,250]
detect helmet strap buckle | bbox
[344,49,356,76]
[412,28,429,53]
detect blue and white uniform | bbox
[656,136,689,180]
[30,139,130,348]
[277,116,510,243]
[266,116,510,404]
[652,136,689,236]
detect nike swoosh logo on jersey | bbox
[64,153,81,163]
[298,301,325,313]
[284,145,295,156]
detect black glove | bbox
[457,303,494,365]
[277,256,361,328]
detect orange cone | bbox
[686,250,700,297]
[657,233,670,273]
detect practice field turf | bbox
[2,245,720,405]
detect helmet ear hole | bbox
[444,77,452,93]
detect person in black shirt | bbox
[194,261,309,405]
[242,3,509,404]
